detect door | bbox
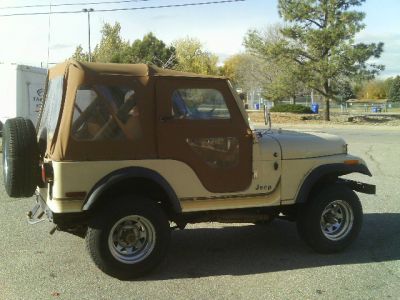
[156,78,252,193]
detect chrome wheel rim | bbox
[320,200,353,241]
[108,215,156,264]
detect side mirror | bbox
[264,104,271,130]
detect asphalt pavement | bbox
[0,126,399,300]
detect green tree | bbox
[358,80,387,99]
[71,45,89,62]
[263,64,305,104]
[244,24,305,104]
[173,37,219,75]
[128,32,176,67]
[221,54,244,83]
[388,76,400,102]
[71,24,176,67]
[333,80,356,102]
[245,0,384,120]
[384,77,394,97]
[222,54,266,92]
[222,53,269,105]
[92,22,130,63]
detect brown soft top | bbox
[49,59,225,79]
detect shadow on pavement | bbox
[142,213,400,281]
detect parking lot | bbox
[0,126,399,300]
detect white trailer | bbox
[0,64,47,133]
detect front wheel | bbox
[297,184,363,253]
[85,197,170,279]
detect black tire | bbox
[297,184,363,253]
[85,197,171,279]
[2,117,39,197]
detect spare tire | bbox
[2,117,40,197]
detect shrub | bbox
[270,104,313,114]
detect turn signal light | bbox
[344,159,359,165]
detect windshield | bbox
[227,80,250,127]
[37,75,64,142]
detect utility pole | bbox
[83,8,94,62]
[47,1,52,68]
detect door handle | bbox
[160,116,174,122]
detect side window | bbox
[172,89,230,120]
[72,84,142,141]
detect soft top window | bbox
[172,88,230,120]
[71,84,142,141]
[38,75,64,141]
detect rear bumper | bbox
[338,179,376,195]
[37,187,85,213]
[36,191,53,221]
[35,192,88,227]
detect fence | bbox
[276,100,400,114]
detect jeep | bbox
[2,60,375,279]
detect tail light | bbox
[41,163,54,183]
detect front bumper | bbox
[338,179,376,195]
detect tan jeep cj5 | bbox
[2,60,375,279]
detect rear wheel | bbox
[297,184,363,253]
[85,197,170,279]
[2,117,39,197]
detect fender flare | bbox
[295,163,372,204]
[82,167,181,213]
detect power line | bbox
[0,0,151,10]
[0,0,245,17]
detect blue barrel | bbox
[311,103,319,114]
[371,106,378,113]
[254,103,260,110]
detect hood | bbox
[265,130,347,159]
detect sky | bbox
[0,0,399,77]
